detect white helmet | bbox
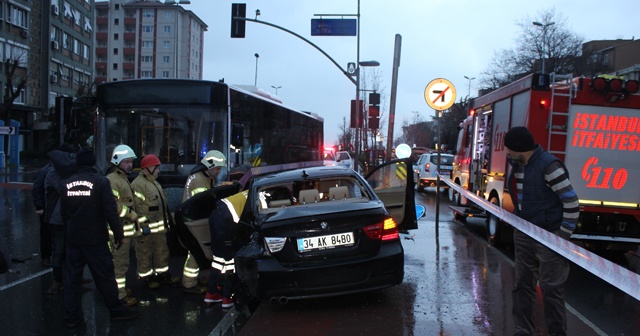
[111,144,137,165]
[201,150,226,169]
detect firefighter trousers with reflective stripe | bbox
[111,237,133,300]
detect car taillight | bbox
[363,218,399,241]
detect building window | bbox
[142,41,154,48]
[143,10,154,18]
[163,41,170,48]
[113,64,118,70]
[9,5,28,28]
[14,89,26,105]
[162,71,170,78]
[141,71,152,78]
[142,26,154,33]
[113,48,118,55]
[163,56,170,63]
[164,25,171,33]
[114,18,119,25]
[141,56,153,63]
[114,33,119,40]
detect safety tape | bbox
[441,176,640,301]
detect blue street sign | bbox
[311,19,357,36]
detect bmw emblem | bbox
[320,222,328,230]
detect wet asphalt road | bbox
[2,181,639,335]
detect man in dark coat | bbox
[60,148,139,327]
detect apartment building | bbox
[94,0,207,83]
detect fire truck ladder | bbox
[547,73,575,157]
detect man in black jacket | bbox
[60,148,139,327]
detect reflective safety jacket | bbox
[221,190,249,223]
[107,167,138,237]
[132,170,168,234]
[182,164,215,202]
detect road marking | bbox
[209,305,252,336]
[0,268,51,292]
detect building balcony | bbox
[124,17,136,25]
[96,32,107,40]
[124,32,136,40]
[123,47,136,55]
[95,47,107,56]
[96,17,108,25]
[95,62,107,70]
[123,62,135,70]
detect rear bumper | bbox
[419,178,449,188]
[252,242,404,300]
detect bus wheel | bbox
[486,197,503,246]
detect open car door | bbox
[173,183,242,269]
[365,158,419,231]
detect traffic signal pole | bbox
[232,16,356,87]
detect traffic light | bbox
[350,99,363,128]
[231,3,246,38]
[368,93,380,130]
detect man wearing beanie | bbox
[504,126,579,336]
[60,148,139,327]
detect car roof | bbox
[253,165,357,187]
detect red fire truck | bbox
[449,73,640,250]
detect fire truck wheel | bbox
[448,184,461,205]
[486,197,503,246]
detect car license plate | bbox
[297,232,354,252]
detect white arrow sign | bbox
[0,126,16,135]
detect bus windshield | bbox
[95,79,324,186]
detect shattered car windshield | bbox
[256,176,371,213]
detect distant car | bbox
[175,160,423,304]
[413,152,454,191]
[334,151,354,169]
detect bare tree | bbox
[480,8,584,89]
[0,47,30,163]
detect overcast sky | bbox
[183,0,639,146]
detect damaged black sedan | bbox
[174,159,422,304]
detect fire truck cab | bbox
[449,73,640,250]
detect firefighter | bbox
[132,154,179,289]
[204,190,249,308]
[106,144,139,306]
[181,150,227,294]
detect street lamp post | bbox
[254,53,259,86]
[171,1,191,78]
[464,76,475,99]
[271,85,282,95]
[532,21,555,74]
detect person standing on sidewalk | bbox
[132,154,179,289]
[106,144,139,306]
[32,160,53,267]
[43,144,77,294]
[60,148,139,327]
[180,150,226,294]
[504,126,579,336]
